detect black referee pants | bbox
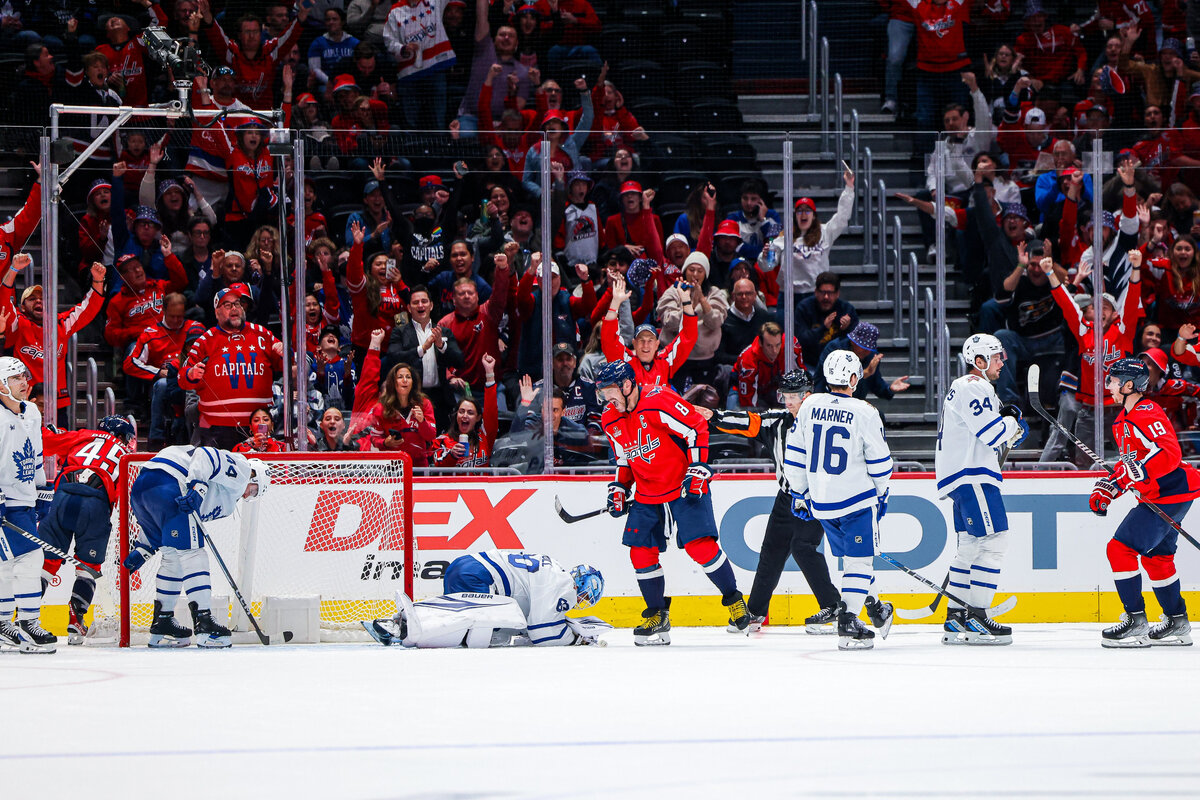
[746,491,841,618]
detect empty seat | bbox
[654,171,710,210]
[612,60,665,101]
[701,135,760,173]
[674,61,732,102]
[640,133,699,174]
[686,98,744,131]
[599,24,648,61]
[626,96,679,131]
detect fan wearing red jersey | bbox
[40,417,135,645]
[596,361,749,644]
[179,284,285,448]
[199,0,306,110]
[1089,359,1199,648]
[600,275,697,391]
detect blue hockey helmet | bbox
[594,360,636,405]
[98,415,136,444]
[571,564,604,610]
[1108,357,1150,393]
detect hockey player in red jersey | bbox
[600,275,696,390]
[1089,358,1199,647]
[596,360,749,644]
[40,417,136,644]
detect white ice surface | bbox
[6,624,1200,800]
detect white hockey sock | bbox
[841,557,874,616]
[178,549,212,611]
[0,557,14,617]
[949,532,982,610]
[156,547,184,609]
[12,549,44,622]
[969,530,1008,610]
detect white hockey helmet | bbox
[246,458,270,500]
[962,334,1006,371]
[0,356,31,401]
[822,349,863,387]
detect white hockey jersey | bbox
[0,400,43,506]
[139,445,254,522]
[468,550,578,646]
[935,374,1021,497]
[783,392,892,519]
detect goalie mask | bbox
[571,564,604,610]
[0,356,32,402]
[246,458,270,500]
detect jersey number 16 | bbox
[808,423,850,475]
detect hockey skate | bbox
[1149,613,1192,646]
[865,596,894,640]
[189,602,232,648]
[66,600,88,646]
[634,599,671,646]
[0,619,20,652]
[805,606,837,635]
[942,607,969,645]
[16,619,57,654]
[964,607,1012,645]
[724,594,751,635]
[728,614,765,633]
[837,602,875,650]
[1101,611,1151,648]
[148,600,192,648]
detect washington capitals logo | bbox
[625,428,660,462]
[12,439,35,483]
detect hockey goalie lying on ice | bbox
[363,550,608,648]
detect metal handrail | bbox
[819,37,830,155]
[891,214,903,344]
[807,1,818,115]
[848,110,861,232]
[862,147,873,264]
[940,323,952,403]
[876,179,887,300]
[923,288,936,413]
[908,252,920,374]
[85,357,97,430]
[103,387,115,418]
[833,73,844,169]
[65,334,77,429]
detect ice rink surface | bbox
[6,624,1200,800]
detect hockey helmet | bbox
[962,333,1006,371]
[822,350,862,388]
[1108,357,1150,393]
[594,360,637,405]
[98,415,136,445]
[246,458,270,500]
[571,564,604,610]
[777,368,813,397]
[0,356,31,400]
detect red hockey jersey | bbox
[104,253,189,347]
[601,313,697,390]
[0,284,104,409]
[1112,399,1200,504]
[346,240,410,348]
[224,149,274,223]
[733,337,786,407]
[124,317,207,381]
[1050,279,1143,405]
[907,0,970,73]
[602,384,709,504]
[205,19,300,109]
[42,428,129,505]
[178,322,283,428]
[0,182,41,273]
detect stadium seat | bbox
[709,433,757,461]
[685,98,744,131]
[660,24,703,64]
[701,136,760,173]
[617,0,665,22]
[612,60,666,102]
[326,203,365,247]
[626,96,679,131]
[654,171,709,211]
[310,174,359,209]
[599,24,649,61]
[674,61,733,104]
[717,172,766,206]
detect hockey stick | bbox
[1,519,101,578]
[1027,364,1200,553]
[194,515,293,645]
[879,551,1018,618]
[554,496,605,524]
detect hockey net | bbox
[91,452,413,646]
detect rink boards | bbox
[41,471,1200,630]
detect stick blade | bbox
[895,605,938,620]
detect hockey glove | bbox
[1113,452,1146,489]
[999,403,1023,421]
[175,481,208,515]
[876,489,889,521]
[1089,477,1121,516]
[1008,418,1029,448]
[34,489,53,524]
[0,489,7,525]
[682,463,713,496]
[606,482,629,517]
[790,493,813,521]
[122,544,156,572]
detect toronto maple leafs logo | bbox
[202,505,222,522]
[12,438,35,483]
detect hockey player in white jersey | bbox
[363,551,608,648]
[935,334,1028,645]
[0,358,54,653]
[783,351,893,650]
[121,446,268,648]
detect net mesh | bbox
[91,453,412,646]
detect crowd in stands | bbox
[884,0,1200,460]
[0,0,877,472]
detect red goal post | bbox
[98,451,413,646]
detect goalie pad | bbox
[397,591,528,649]
[566,615,614,646]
